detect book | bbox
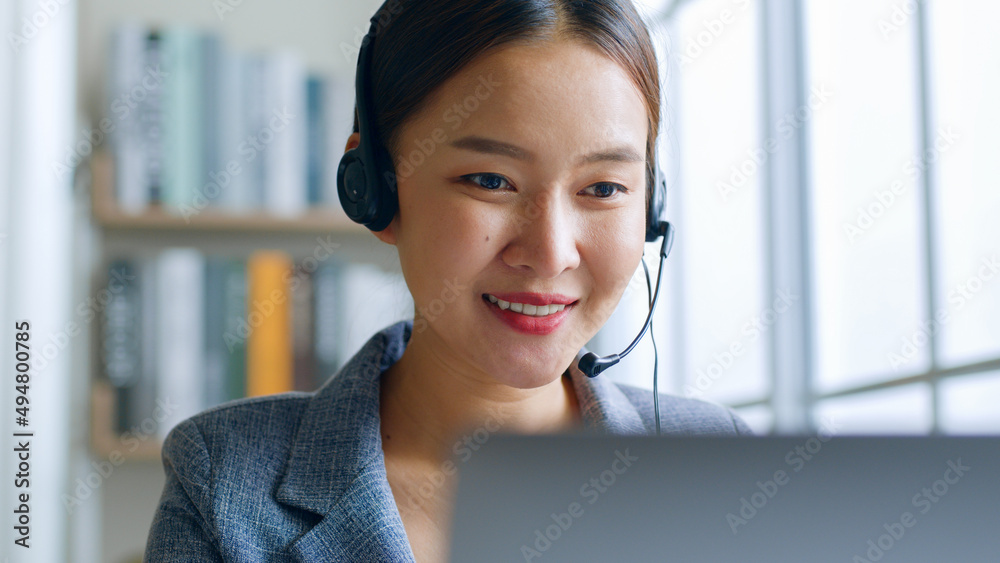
[100,260,142,433]
[160,27,206,215]
[117,257,159,435]
[306,76,326,207]
[291,265,316,391]
[156,248,206,440]
[108,25,151,214]
[262,51,308,217]
[204,257,230,407]
[312,260,342,385]
[143,30,165,206]
[215,47,255,213]
[246,251,294,396]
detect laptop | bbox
[448,433,1000,562]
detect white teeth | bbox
[486,295,568,317]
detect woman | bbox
[145,1,751,561]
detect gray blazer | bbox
[144,320,752,562]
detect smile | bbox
[485,294,567,316]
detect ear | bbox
[371,214,398,246]
[344,132,360,153]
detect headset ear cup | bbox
[337,148,377,226]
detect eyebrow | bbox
[449,135,644,165]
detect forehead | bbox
[404,39,649,159]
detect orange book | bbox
[246,251,294,397]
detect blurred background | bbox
[0,0,996,561]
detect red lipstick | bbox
[482,293,576,335]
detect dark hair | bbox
[353,0,661,210]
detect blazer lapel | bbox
[284,460,414,562]
[275,321,416,562]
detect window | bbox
[616,0,1000,435]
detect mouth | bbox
[482,294,573,316]
[481,293,578,335]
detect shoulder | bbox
[147,393,324,559]
[161,391,314,468]
[157,392,316,514]
[613,382,754,436]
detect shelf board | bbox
[90,152,366,234]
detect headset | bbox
[338,6,676,434]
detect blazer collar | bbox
[276,320,648,559]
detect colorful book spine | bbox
[223,259,248,400]
[292,266,316,391]
[306,76,326,207]
[203,257,229,407]
[160,27,205,215]
[246,251,294,397]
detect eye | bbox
[460,173,512,191]
[582,183,628,199]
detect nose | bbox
[501,192,581,279]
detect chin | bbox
[485,353,572,391]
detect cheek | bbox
[396,182,487,301]
[588,209,646,297]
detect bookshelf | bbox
[90,151,363,235]
[86,149,405,463]
[78,4,391,561]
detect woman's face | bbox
[375,38,649,389]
